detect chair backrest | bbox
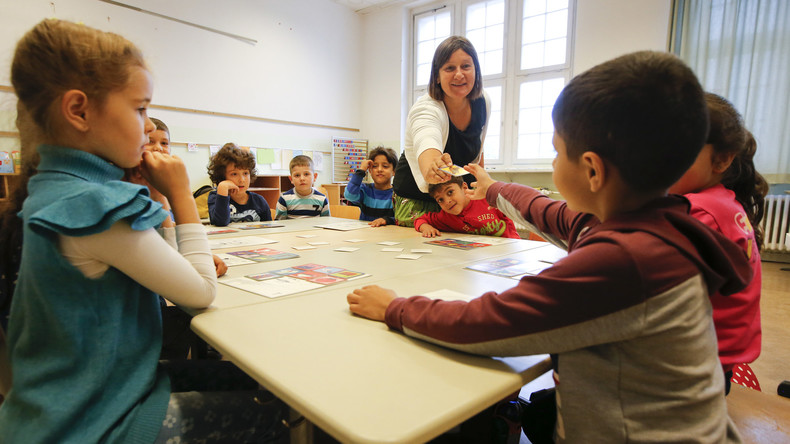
[329,205,361,220]
[195,192,210,220]
[0,325,11,398]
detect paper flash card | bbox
[439,164,470,176]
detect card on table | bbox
[314,221,370,231]
[209,236,278,250]
[218,247,299,265]
[425,238,492,250]
[220,263,370,298]
[235,222,285,230]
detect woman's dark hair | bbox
[206,143,257,185]
[428,36,483,101]
[706,93,769,250]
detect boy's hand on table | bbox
[368,218,387,227]
[419,223,441,238]
[347,285,397,321]
[464,163,495,201]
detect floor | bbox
[748,260,790,394]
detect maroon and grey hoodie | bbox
[384,182,751,443]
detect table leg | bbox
[287,407,314,444]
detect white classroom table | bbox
[192,268,554,444]
[192,220,564,443]
[203,218,553,311]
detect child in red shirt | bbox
[414,176,520,239]
[669,92,767,393]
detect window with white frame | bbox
[411,0,575,170]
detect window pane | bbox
[482,49,503,76]
[417,40,435,64]
[524,0,546,17]
[517,133,540,159]
[522,16,546,44]
[544,38,567,66]
[483,85,502,162]
[468,3,486,29]
[467,28,485,52]
[546,0,568,13]
[542,77,565,106]
[520,0,569,71]
[485,24,504,51]
[415,11,452,87]
[436,12,452,36]
[517,78,565,159]
[519,107,542,133]
[417,63,432,86]
[521,42,545,70]
[545,10,567,40]
[487,0,505,25]
[418,16,436,40]
[466,0,505,76]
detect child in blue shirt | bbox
[344,146,398,226]
[276,154,330,219]
[207,143,272,226]
[0,19,284,442]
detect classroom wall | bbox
[0,0,365,189]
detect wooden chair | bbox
[0,326,11,403]
[727,383,790,443]
[329,204,361,220]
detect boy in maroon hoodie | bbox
[347,51,751,443]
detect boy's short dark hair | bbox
[552,50,709,193]
[368,146,398,167]
[428,175,464,198]
[149,117,169,136]
[289,155,314,173]
[207,143,257,185]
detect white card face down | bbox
[396,254,422,260]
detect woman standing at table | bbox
[393,35,490,227]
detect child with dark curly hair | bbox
[206,143,272,226]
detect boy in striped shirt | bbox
[275,155,330,219]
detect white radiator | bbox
[762,195,790,253]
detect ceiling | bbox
[332,0,414,14]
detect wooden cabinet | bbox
[249,175,291,208]
[321,183,348,206]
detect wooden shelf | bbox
[322,183,348,206]
[249,175,291,208]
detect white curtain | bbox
[673,0,790,183]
